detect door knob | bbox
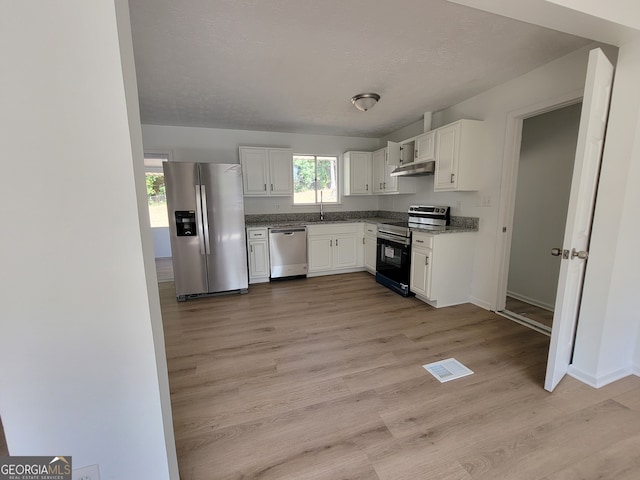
[550,248,562,257]
[571,248,589,260]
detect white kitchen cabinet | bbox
[247,228,270,283]
[307,223,364,276]
[372,148,389,194]
[415,130,435,162]
[410,231,476,307]
[239,147,293,196]
[363,222,378,274]
[372,147,415,195]
[433,119,484,192]
[410,235,433,298]
[343,151,372,195]
[308,234,334,272]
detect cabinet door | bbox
[384,153,398,193]
[416,131,435,162]
[240,148,269,196]
[308,235,333,272]
[268,149,293,195]
[434,123,460,191]
[410,248,432,298]
[350,152,371,194]
[334,233,358,269]
[363,235,377,274]
[248,240,269,278]
[372,148,386,193]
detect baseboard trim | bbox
[470,296,492,311]
[567,364,634,389]
[506,290,554,311]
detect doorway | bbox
[500,103,583,334]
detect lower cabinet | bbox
[307,223,364,276]
[247,228,270,283]
[363,222,377,274]
[410,231,476,307]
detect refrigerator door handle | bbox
[195,185,207,255]
[200,184,211,255]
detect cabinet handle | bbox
[330,239,332,247]
[250,245,254,253]
[415,239,424,243]
[379,182,383,189]
[336,239,339,246]
[264,183,267,191]
[271,183,274,190]
[450,173,455,184]
[415,149,418,159]
[366,184,368,191]
[425,257,429,265]
[383,182,386,189]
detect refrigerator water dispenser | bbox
[175,210,197,236]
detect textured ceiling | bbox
[129,0,591,137]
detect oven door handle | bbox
[377,231,411,246]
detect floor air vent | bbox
[423,358,474,383]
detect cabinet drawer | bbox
[364,223,377,236]
[248,228,268,239]
[412,234,433,249]
[307,223,358,236]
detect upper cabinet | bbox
[415,131,435,162]
[239,146,293,196]
[372,147,415,195]
[343,151,372,195]
[433,119,484,192]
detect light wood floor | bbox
[505,296,555,328]
[159,272,640,480]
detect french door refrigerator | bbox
[163,162,248,301]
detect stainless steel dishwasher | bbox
[268,227,308,279]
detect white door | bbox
[268,149,293,195]
[372,148,386,193]
[545,48,614,392]
[351,152,371,194]
[334,234,358,269]
[308,235,333,272]
[240,148,268,196]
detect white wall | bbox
[507,103,581,308]
[571,37,640,385]
[152,227,172,258]
[0,1,175,479]
[141,125,383,214]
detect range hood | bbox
[390,160,435,177]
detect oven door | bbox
[376,232,411,287]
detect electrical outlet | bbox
[481,195,493,207]
[73,464,100,480]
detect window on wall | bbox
[293,155,339,205]
[144,153,170,228]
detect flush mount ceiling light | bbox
[351,93,380,112]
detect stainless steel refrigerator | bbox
[163,162,248,301]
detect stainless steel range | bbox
[375,206,450,296]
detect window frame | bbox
[143,151,172,228]
[292,153,341,206]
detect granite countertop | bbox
[244,217,398,228]
[245,210,479,234]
